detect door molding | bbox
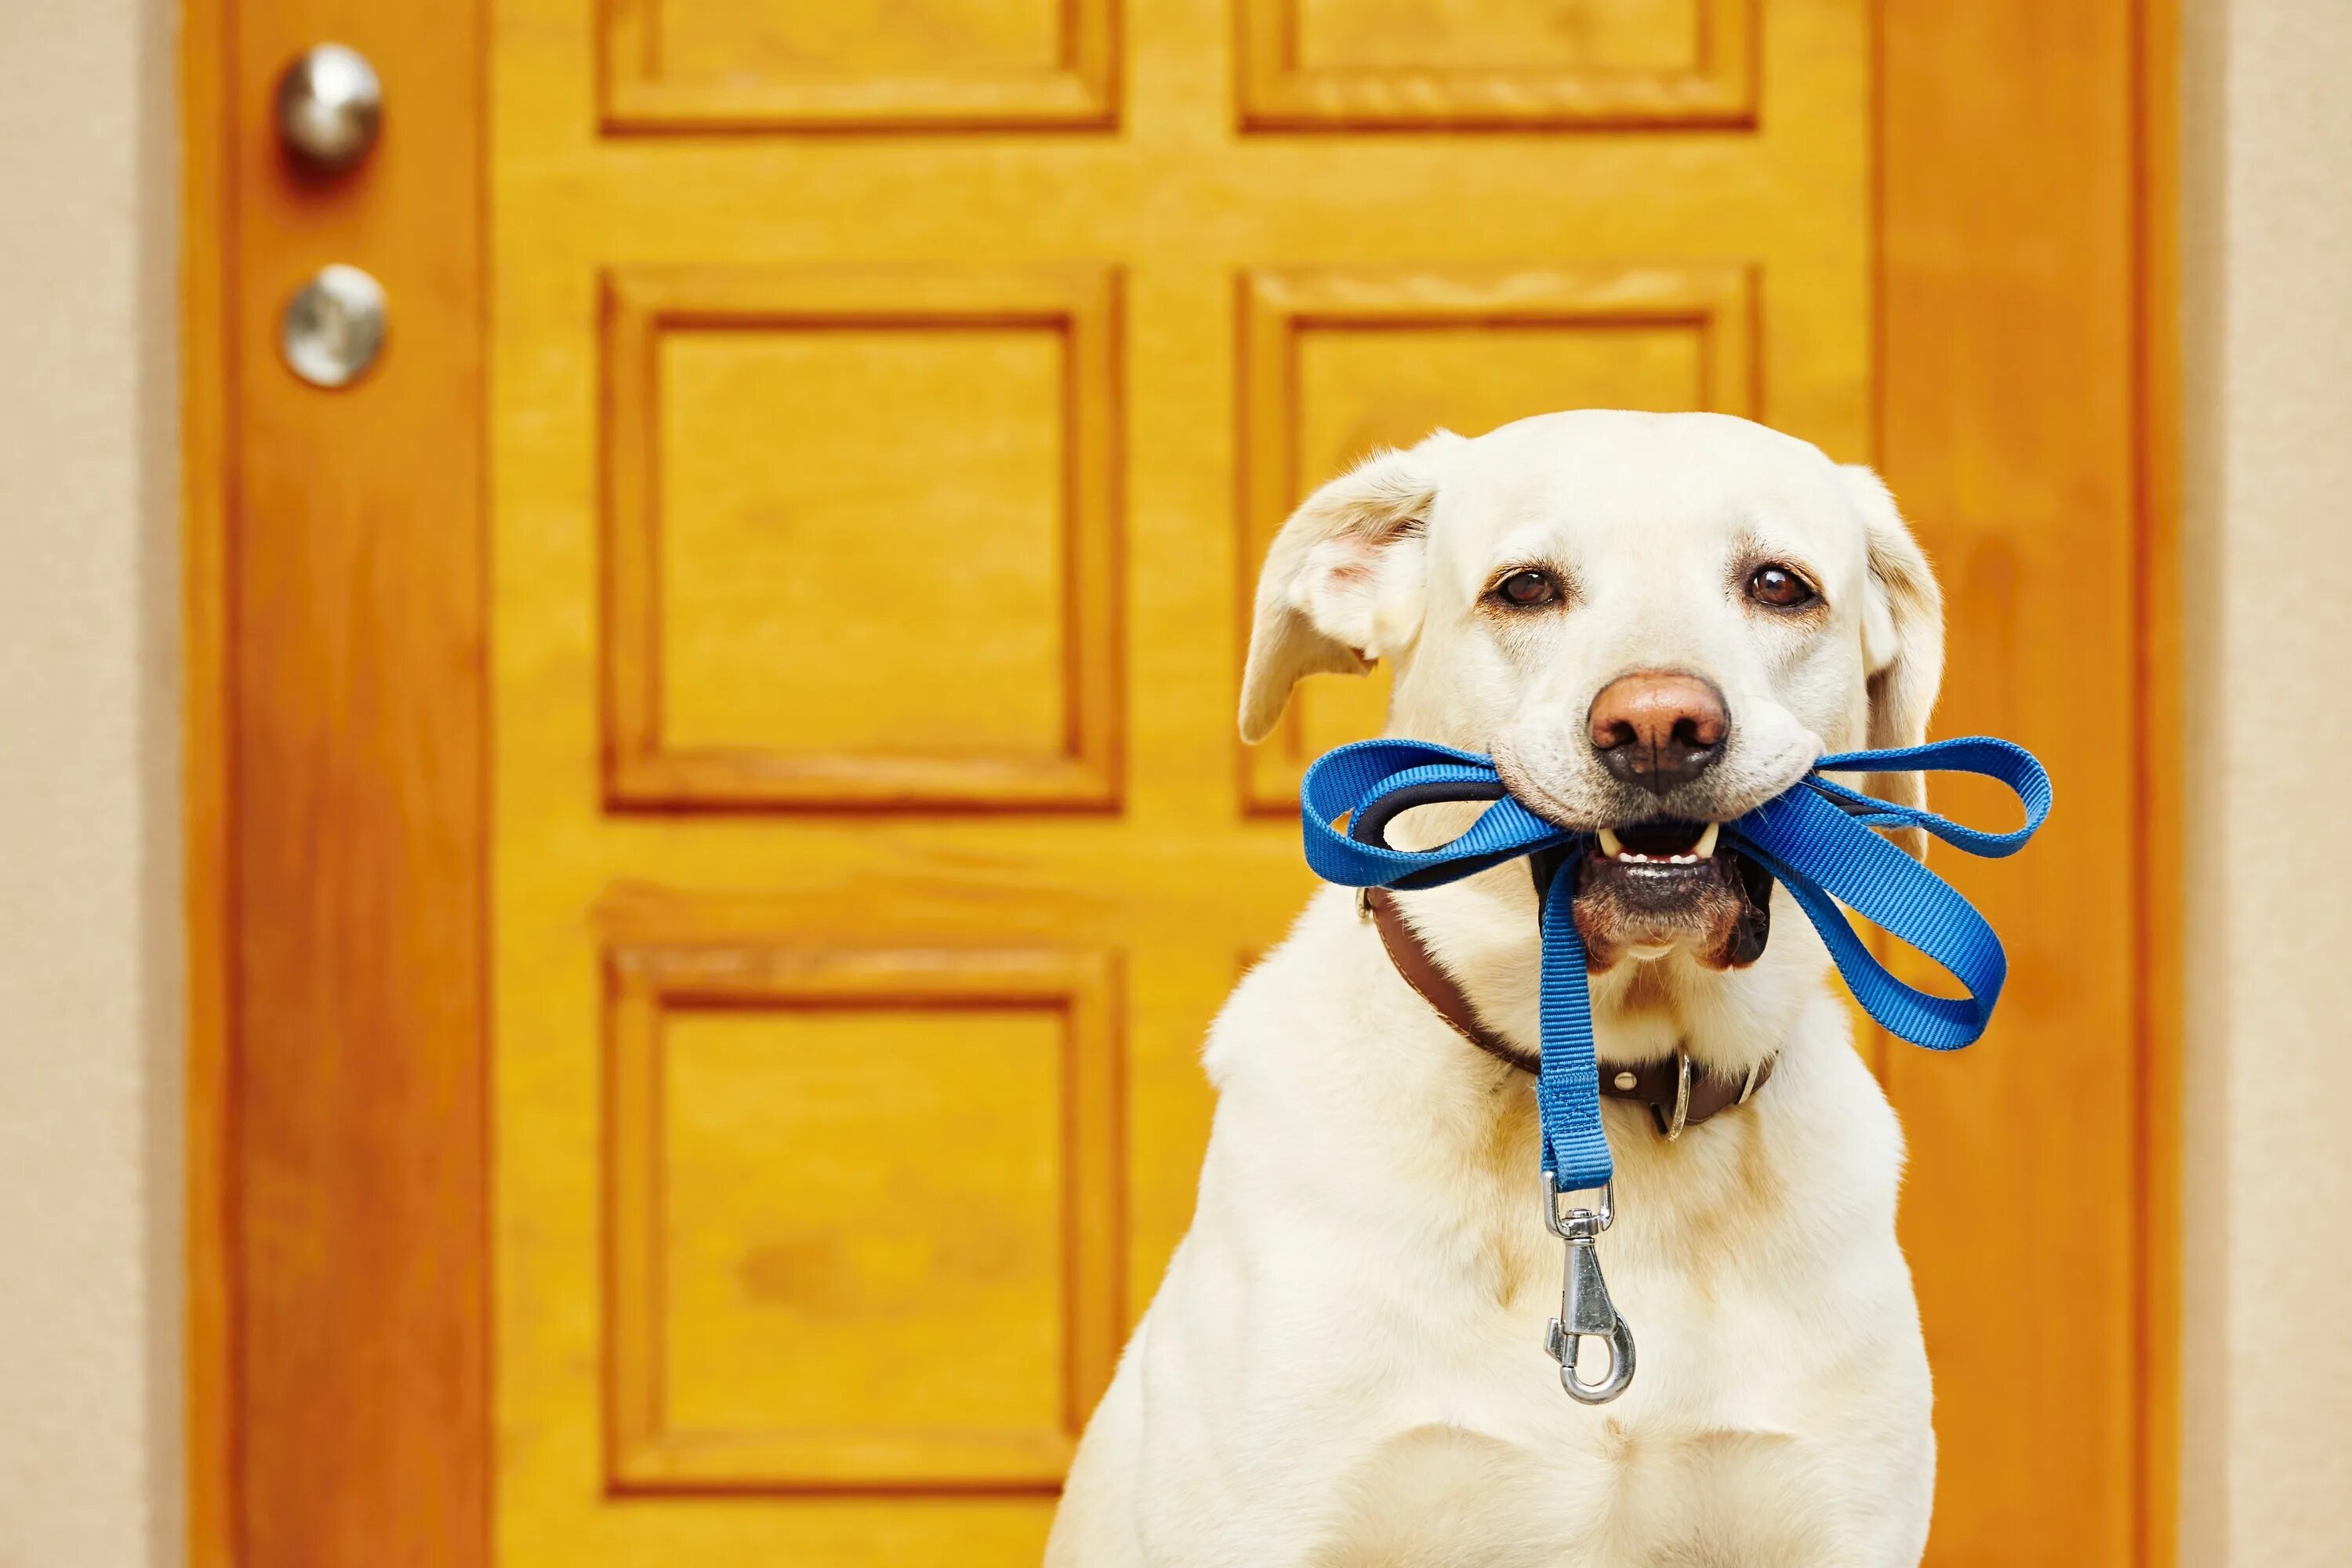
[183,2,2176,1563]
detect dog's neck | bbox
[1380,861,1806,1082]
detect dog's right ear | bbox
[1238,434,1457,744]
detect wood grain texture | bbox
[1877,2,2166,1562]
[1237,0,1755,129]
[198,0,490,1565]
[600,0,1120,131]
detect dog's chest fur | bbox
[1293,1068,1831,1565]
[1106,891,1936,1566]
[1320,1149,1841,1562]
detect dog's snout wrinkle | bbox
[1587,672,1729,794]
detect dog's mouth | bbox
[1570,818,1775,971]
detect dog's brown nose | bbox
[1587,671,1729,793]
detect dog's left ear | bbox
[1842,466,1945,857]
[1238,433,1457,743]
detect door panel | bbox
[600,263,1123,809]
[1237,0,1757,126]
[494,3,1866,1563]
[1294,0,1701,71]
[602,937,1122,1493]
[601,0,1120,129]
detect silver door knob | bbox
[276,44,381,172]
[282,265,388,388]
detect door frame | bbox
[181,3,2180,1563]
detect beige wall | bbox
[0,1,180,1566]
[2178,0,2352,1561]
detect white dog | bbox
[1044,412,1948,1567]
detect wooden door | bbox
[188,2,2175,1565]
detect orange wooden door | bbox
[193,1,2170,1564]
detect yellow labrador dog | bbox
[1045,411,1945,1567]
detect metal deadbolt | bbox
[275,43,382,172]
[281,265,388,388]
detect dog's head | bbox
[1243,410,1943,970]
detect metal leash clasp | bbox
[1542,1174,1635,1404]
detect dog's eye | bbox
[1746,564,1818,610]
[1494,569,1560,608]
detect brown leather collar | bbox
[1364,887,1773,1138]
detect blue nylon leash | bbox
[1299,735,2051,1399]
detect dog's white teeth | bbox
[1600,824,1717,864]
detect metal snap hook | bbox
[1543,1174,1637,1404]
